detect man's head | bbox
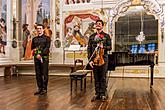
[95,19,104,31]
[36,24,44,36]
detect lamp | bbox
[136,10,145,44]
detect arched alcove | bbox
[115,6,158,53]
[109,0,164,64]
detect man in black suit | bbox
[87,20,111,101]
[31,24,51,95]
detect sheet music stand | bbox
[67,45,81,64]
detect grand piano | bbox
[108,52,155,88]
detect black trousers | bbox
[34,57,49,90]
[93,62,108,96]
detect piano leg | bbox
[122,66,125,78]
[150,62,154,88]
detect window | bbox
[148,43,155,52]
[138,44,145,53]
[131,44,138,53]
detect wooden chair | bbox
[70,59,93,91]
[75,59,93,83]
[70,59,86,91]
[74,59,84,70]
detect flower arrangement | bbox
[32,48,43,63]
[94,34,106,43]
[32,48,40,56]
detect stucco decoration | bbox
[141,0,164,28]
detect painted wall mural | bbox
[0,0,6,20]
[64,14,99,48]
[22,0,50,24]
[0,0,7,55]
[21,0,51,60]
[36,0,50,24]
[0,18,7,54]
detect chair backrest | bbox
[74,59,84,71]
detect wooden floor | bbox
[1,76,165,110]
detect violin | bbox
[93,43,105,66]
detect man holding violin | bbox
[87,19,111,102]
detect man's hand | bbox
[89,61,94,68]
[36,54,41,60]
[99,43,103,49]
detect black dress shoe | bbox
[34,89,42,95]
[91,95,100,102]
[40,89,47,95]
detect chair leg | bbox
[91,71,93,83]
[84,77,86,91]
[75,80,77,90]
[80,79,83,91]
[71,79,72,91]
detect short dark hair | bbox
[96,19,104,26]
[37,24,44,28]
